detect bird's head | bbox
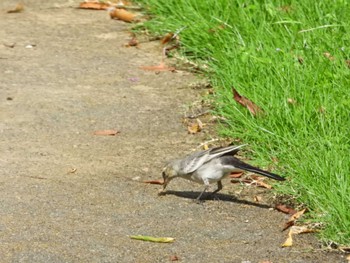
[161,160,180,191]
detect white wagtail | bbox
[159,145,285,201]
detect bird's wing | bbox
[181,145,246,174]
[220,155,285,181]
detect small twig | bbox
[185,110,210,119]
[196,138,219,149]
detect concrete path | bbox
[0,1,344,262]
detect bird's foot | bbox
[158,189,167,196]
[193,198,204,205]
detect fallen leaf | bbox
[126,36,138,47]
[281,229,293,247]
[170,255,179,261]
[208,24,225,33]
[143,179,164,185]
[283,208,307,231]
[229,172,244,178]
[93,129,120,136]
[287,98,297,104]
[232,87,262,116]
[275,204,297,215]
[319,106,326,113]
[161,33,175,45]
[345,59,350,69]
[109,8,136,22]
[279,5,293,12]
[323,52,335,61]
[129,235,175,243]
[140,62,175,72]
[7,3,24,13]
[281,225,316,247]
[187,118,203,134]
[255,180,272,189]
[297,56,304,65]
[230,179,241,184]
[79,1,110,10]
[187,123,201,134]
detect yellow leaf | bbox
[281,226,315,247]
[129,235,175,243]
[281,230,293,247]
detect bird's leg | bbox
[212,181,223,195]
[195,179,210,202]
[195,185,209,202]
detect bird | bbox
[159,145,285,201]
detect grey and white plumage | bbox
[159,145,285,201]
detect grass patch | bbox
[136,0,350,246]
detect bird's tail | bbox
[222,156,285,181]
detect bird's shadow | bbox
[163,190,271,209]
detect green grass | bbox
[135,0,350,246]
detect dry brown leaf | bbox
[161,33,175,45]
[297,56,304,65]
[232,87,262,116]
[7,3,24,13]
[140,62,175,72]
[170,255,179,261]
[346,60,350,69]
[125,36,138,47]
[256,180,272,189]
[229,172,244,178]
[230,179,241,184]
[187,123,201,134]
[79,2,110,10]
[208,24,225,33]
[110,8,136,22]
[187,119,203,134]
[290,225,316,235]
[275,204,297,215]
[93,129,120,136]
[143,179,164,185]
[283,208,306,231]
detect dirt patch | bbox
[0,1,345,262]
